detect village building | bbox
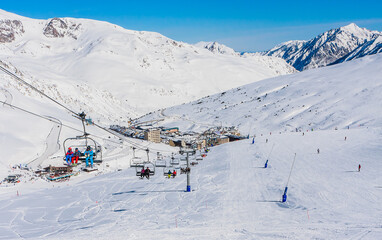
[218,136,230,145]
[162,127,179,134]
[144,128,161,143]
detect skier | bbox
[140,167,145,178]
[344,136,347,141]
[84,146,94,168]
[172,170,177,178]
[168,170,172,179]
[358,164,361,172]
[65,148,74,165]
[266,138,268,143]
[317,148,320,154]
[145,167,150,179]
[73,148,81,165]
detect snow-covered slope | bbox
[262,23,380,71]
[0,127,381,239]
[140,53,382,134]
[0,9,295,115]
[196,41,297,75]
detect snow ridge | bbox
[262,23,381,71]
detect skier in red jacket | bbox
[65,148,74,165]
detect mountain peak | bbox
[195,41,238,55]
[339,23,367,33]
[262,23,380,71]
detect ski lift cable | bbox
[0,100,121,146]
[0,65,79,117]
[0,65,171,154]
[92,122,174,153]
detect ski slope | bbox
[0,127,381,239]
[140,53,382,135]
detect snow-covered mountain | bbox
[261,23,381,71]
[140,53,382,134]
[333,35,382,64]
[195,41,297,75]
[0,9,295,116]
[194,41,239,56]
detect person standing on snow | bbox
[84,146,94,168]
[358,164,361,172]
[65,148,74,165]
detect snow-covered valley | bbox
[0,8,382,240]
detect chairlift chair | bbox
[155,159,167,167]
[155,151,166,167]
[63,136,102,163]
[130,157,144,167]
[170,157,180,165]
[163,166,179,176]
[135,162,155,176]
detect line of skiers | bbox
[140,167,151,179]
[65,146,94,168]
[167,169,177,178]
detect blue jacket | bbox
[84,150,94,158]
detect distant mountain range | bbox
[198,23,382,71]
[0,9,296,117]
[259,23,382,71]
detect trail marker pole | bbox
[265,144,275,168]
[282,153,297,203]
[186,151,190,192]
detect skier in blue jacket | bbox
[84,146,94,168]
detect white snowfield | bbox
[141,53,382,135]
[0,9,295,115]
[0,128,381,239]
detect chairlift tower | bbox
[179,148,196,192]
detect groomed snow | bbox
[0,128,381,239]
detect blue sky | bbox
[2,0,382,51]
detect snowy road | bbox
[0,128,381,239]
[27,117,62,169]
[0,87,13,108]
